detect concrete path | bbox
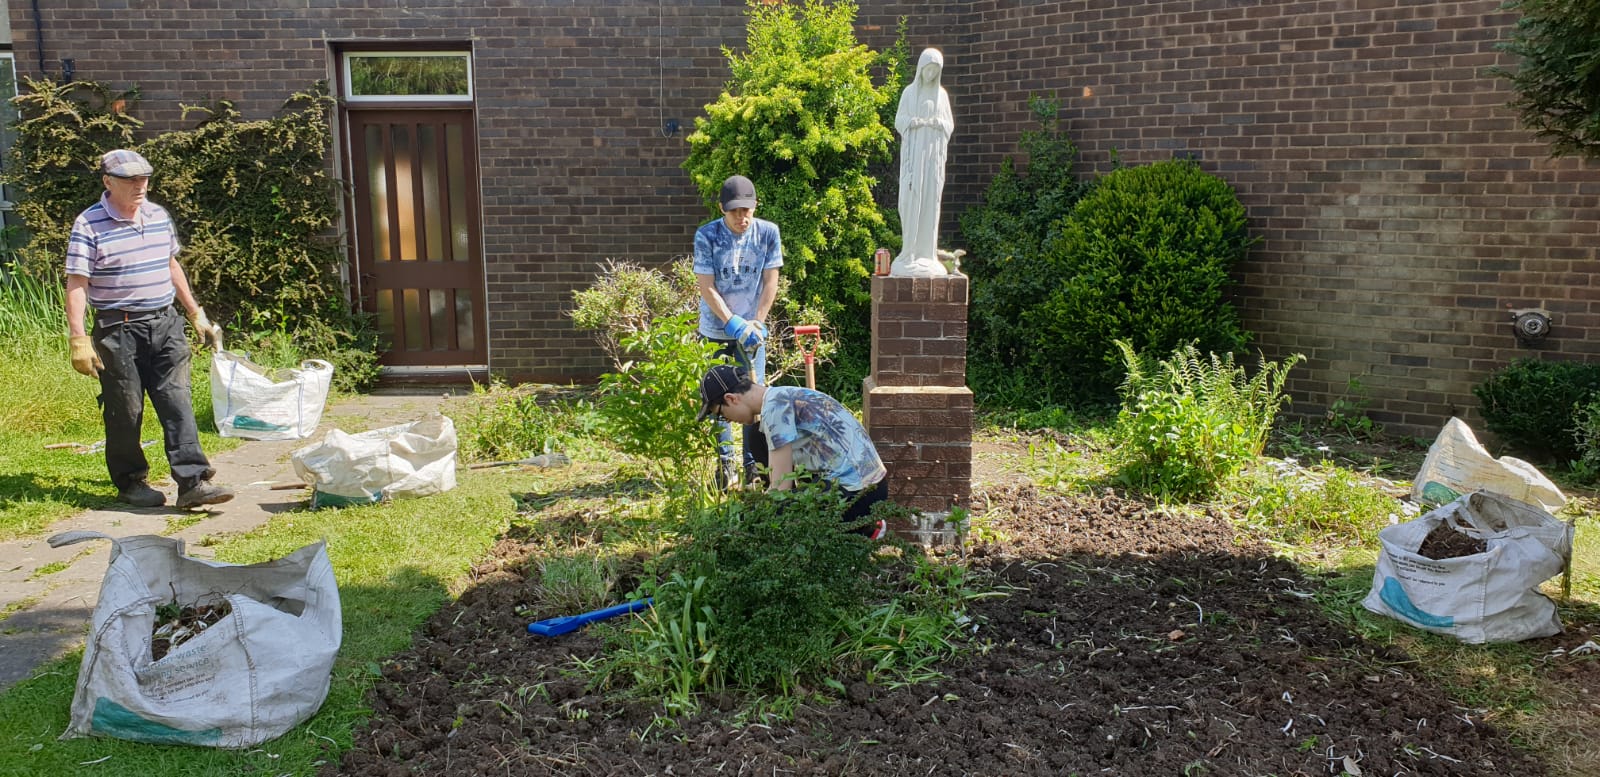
[0,389,464,694]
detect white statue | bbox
[891,48,955,278]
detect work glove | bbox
[187,307,224,350]
[69,335,103,377]
[723,314,765,350]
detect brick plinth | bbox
[863,378,973,515]
[865,275,973,525]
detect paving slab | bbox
[0,389,464,693]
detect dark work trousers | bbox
[785,475,889,537]
[839,478,889,536]
[708,337,769,481]
[92,307,213,492]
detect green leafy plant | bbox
[455,382,593,464]
[1571,396,1600,480]
[1493,0,1600,160]
[645,486,880,694]
[570,256,833,385]
[1325,378,1382,441]
[1111,340,1303,500]
[596,310,722,488]
[1234,458,1409,548]
[1473,357,1600,462]
[1026,159,1254,404]
[608,572,721,715]
[959,95,1094,406]
[683,0,905,396]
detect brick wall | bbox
[866,1,1600,436]
[11,1,1600,435]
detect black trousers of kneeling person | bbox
[783,474,889,537]
[91,307,214,493]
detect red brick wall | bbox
[11,1,1598,435]
[862,1,1600,436]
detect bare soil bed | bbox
[327,481,1550,776]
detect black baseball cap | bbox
[696,364,752,421]
[719,175,758,210]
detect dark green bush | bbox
[648,485,881,691]
[958,96,1093,407]
[1494,0,1600,160]
[1472,357,1600,461]
[1024,159,1253,403]
[683,0,906,397]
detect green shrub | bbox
[596,310,722,489]
[570,256,834,386]
[958,95,1093,406]
[1472,357,1600,462]
[1112,341,1302,500]
[1026,159,1253,404]
[571,258,699,370]
[683,0,905,396]
[644,485,880,693]
[1493,0,1600,160]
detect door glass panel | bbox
[448,124,469,262]
[429,289,449,350]
[455,293,474,352]
[419,123,443,262]
[392,125,416,262]
[364,124,390,263]
[375,289,394,344]
[402,288,422,351]
[347,53,471,100]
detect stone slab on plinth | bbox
[864,274,972,538]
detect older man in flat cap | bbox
[64,149,233,509]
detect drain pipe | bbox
[30,0,47,78]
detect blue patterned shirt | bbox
[759,386,886,492]
[693,216,782,339]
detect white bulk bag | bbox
[1363,490,1572,644]
[211,351,334,440]
[1411,417,1564,513]
[50,531,341,748]
[291,415,457,509]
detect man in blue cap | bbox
[694,175,783,488]
[64,149,233,509]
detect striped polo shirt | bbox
[64,194,182,312]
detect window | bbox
[344,52,471,103]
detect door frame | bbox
[333,42,489,371]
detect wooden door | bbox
[347,110,486,366]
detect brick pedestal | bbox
[864,275,972,535]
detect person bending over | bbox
[696,364,888,538]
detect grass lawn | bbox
[0,462,558,776]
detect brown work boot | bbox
[117,481,166,508]
[176,481,234,509]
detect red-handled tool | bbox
[793,325,820,389]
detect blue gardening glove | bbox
[723,314,765,350]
